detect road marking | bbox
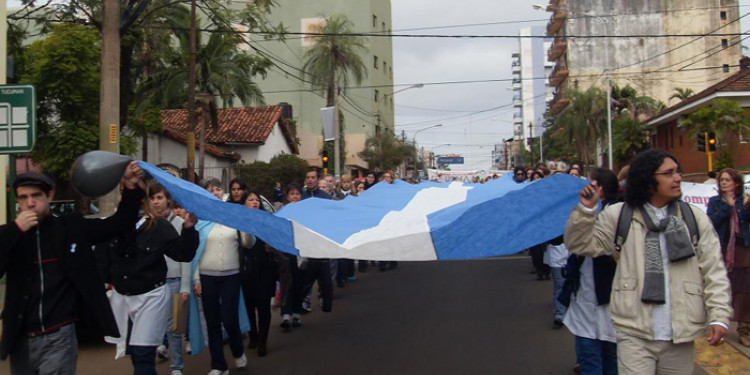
[695,337,750,374]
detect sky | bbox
[391,0,750,171]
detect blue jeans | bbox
[200,273,244,371]
[165,278,185,370]
[551,267,567,321]
[575,336,618,375]
[10,323,77,375]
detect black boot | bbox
[248,330,258,349]
[257,331,268,357]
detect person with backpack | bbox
[565,149,731,375]
[707,168,750,347]
[559,168,619,375]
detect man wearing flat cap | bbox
[0,162,145,375]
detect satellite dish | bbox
[71,151,134,197]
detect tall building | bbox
[510,26,554,165]
[545,0,742,114]
[244,0,394,175]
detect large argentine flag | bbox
[138,162,588,260]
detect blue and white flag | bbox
[138,162,588,260]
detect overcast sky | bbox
[391,0,750,171]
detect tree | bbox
[670,87,695,102]
[680,98,750,169]
[554,87,607,167]
[234,154,309,200]
[302,14,368,176]
[359,131,417,171]
[613,117,649,164]
[18,24,111,179]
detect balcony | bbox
[513,113,523,124]
[512,51,520,58]
[513,95,522,107]
[548,93,570,114]
[512,78,522,90]
[512,61,521,74]
[549,64,569,87]
[547,38,568,62]
[546,8,568,36]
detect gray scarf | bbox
[640,202,696,304]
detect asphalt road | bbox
[0,257,712,374]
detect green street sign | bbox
[0,85,35,154]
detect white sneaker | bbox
[156,345,168,360]
[170,371,183,375]
[185,342,192,355]
[207,370,229,375]
[235,353,247,368]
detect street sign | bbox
[0,85,35,154]
[437,156,464,165]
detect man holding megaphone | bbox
[0,161,145,375]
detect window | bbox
[373,15,377,27]
[374,55,378,69]
[722,39,729,48]
[382,22,386,31]
[383,61,387,72]
[374,89,379,102]
[720,10,727,20]
[390,67,393,79]
[723,64,730,73]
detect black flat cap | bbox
[13,172,55,192]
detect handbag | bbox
[171,293,189,334]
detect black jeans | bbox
[302,259,333,312]
[282,256,305,316]
[200,273,244,371]
[129,345,157,375]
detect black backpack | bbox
[614,201,700,252]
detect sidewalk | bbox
[695,322,750,374]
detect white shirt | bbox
[645,203,673,341]
[195,224,240,279]
[563,257,617,343]
[544,243,570,268]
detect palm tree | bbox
[135,22,268,176]
[555,87,607,167]
[670,87,695,102]
[302,14,368,175]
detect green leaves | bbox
[234,154,310,200]
[358,131,417,171]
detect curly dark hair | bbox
[238,189,267,212]
[513,166,526,181]
[625,149,680,207]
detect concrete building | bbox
[545,0,742,114]
[510,26,554,165]
[241,0,394,176]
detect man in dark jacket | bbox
[302,169,332,200]
[0,163,145,375]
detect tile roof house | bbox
[137,104,298,182]
[644,58,750,174]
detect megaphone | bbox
[71,151,134,197]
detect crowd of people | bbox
[0,149,744,375]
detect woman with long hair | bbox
[236,190,287,357]
[105,183,198,375]
[708,168,750,347]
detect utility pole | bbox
[186,0,197,183]
[99,0,121,214]
[333,79,341,178]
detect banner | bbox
[320,107,335,141]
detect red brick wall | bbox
[652,119,750,172]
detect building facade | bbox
[545,0,742,114]
[510,26,554,166]
[243,0,394,175]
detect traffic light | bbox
[697,133,706,152]
[708,132,717,151]
[322,150,329,169]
